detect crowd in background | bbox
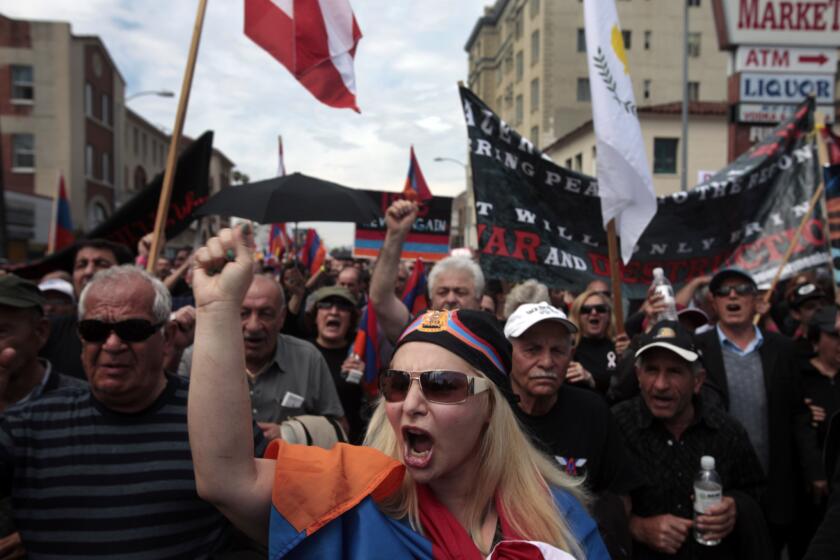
[0,197,839,559]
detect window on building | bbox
[530,78,540,111]
[530,0,540,18]
[515,11,523,40]
[496,66,502,85]
[688,0,701,6]
[504,49,513,74]
[11,65,34,102]
[85,83,93,117]
[688,81,700,101]
[688,32,701,57]
[88,202,108,229]
[531,126,539,148]
[574,153,583,172]
[515,94,524,125]
[515,51,524,82]
[643,79,651,100]
[101,94,110,125]
[102,152,110,184]
[577,78,591,102]
[591,146,597,174]
[577,29,586,53]
[142,133,147,160]
[133,128,139,156]
[134,166,147,191]
[565,158,573,169]
[11,134,35,170]
[622,30,632,49]
[644,31,651,50]
[85,145,94,177]
[653,138,678,174]
[531,30,540,65]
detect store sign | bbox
[739,72,835,103]
[713,0,840,48]
[737,102,836,122]
[735,46,837,73]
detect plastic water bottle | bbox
[693,456,723,546]
[651,268,678,322]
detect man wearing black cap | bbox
[0,275,84,559]
[505,302,641,559]
[613,320,770,559]
[0,275,83,411]
[693,268,819,553]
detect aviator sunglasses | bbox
[78,319,164,343]
[380,369,491,404]
[712,283,756,298]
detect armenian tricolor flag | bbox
[269,223,293,260]
[819,118,840,165]
[357,305,381,397]
[297,229,326,276]
[402,146,432,203]
[401,258,428,315]
[48,175,74,254]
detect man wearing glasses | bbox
[0,265,267,558]
[694,268,820,554]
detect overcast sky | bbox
[4,0,489,248]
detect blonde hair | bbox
[363,380,587,557]
[570,290,615,346]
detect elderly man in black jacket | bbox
[693,268,821,555]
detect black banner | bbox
[7,132,213,279]
[460,87,827,298]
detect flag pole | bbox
[606,219,625,334]
[146,0,208,272]
[47,171,60,255]
[759,128,827,310]
[815,115,837,288]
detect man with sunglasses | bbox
[0,265,267,558]
[694,268,820,555]
[240,275,345,441]
[504,302,641,559]
[308,286,366,442]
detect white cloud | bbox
[4,0,489,248]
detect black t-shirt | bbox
[313,341,366,443]
[40,315,86,381]
[574,336,617,394]
[514,384,642,495]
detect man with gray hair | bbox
[0,265,266,558]
[370,198,484,342]
[612,320,769,558]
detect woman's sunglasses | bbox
[78,319,163,343]
[379,369,491,404]
[580,304,608,315]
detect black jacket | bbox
[693,328,820,526]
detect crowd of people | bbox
[0,197,838,559]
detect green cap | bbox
[0,274,45,310]
[310,285,357,307]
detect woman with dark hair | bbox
[188,229,609,559]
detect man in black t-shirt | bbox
[504,302,641,559]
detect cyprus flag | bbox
[584,0,656,263]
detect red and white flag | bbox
[245,0,362,111]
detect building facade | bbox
[465,0,728,151]
[0,13,235,262]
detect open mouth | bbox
[402,426,434,469]
[725,303,741,313]
[325,317,342,328]
[650,394,673,407]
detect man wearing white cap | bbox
[37,278,75,319]
[505,301,640,559]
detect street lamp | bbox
[433,156,467,169]
[125,89,175,102]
